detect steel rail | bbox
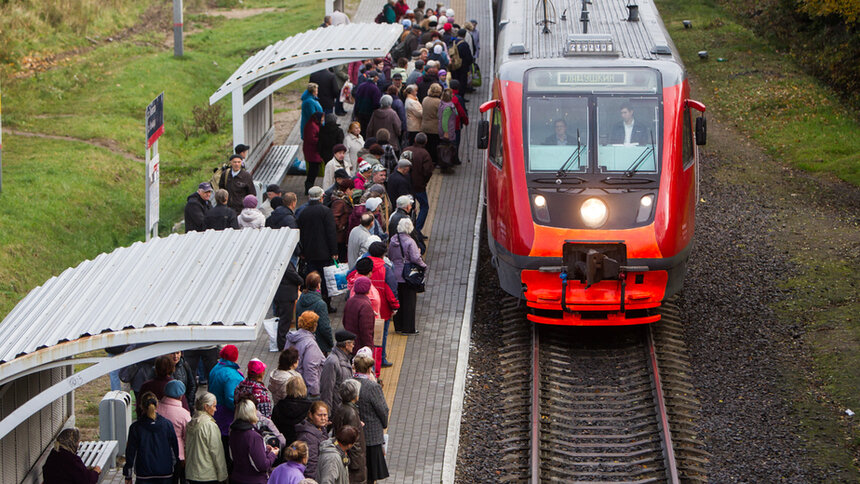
[647,325,681,484]
[529,322,541,484]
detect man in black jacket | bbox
[310,67,341,114]
[452,29,475,99]
[184,182,212,232]
[204,189,240,230]
[266,192,299,229]
[297,186,339,308]
[386,158,414,203]
[219,154,256,214]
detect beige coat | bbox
[421,96,442,135]
[184,412,228,482]
[406,97,423,132]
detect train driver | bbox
[609,105,649,145]
[543,119,575,145]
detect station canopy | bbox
[0,228,299,440]
[209,23,404,113]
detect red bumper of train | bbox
[521,269,667,325]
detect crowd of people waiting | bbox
[45,4,480,484]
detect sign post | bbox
[173,0,184,57]
[145,93,164,241]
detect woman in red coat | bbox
[302,112,324,194]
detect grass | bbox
[0,0,321,316]
[656,0,860,476]
[656,0,860,187]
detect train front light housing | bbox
[636,194,655,222]
[580,198,608,228]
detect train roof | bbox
[497,0,681,65]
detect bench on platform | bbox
[251,144,300,200]
[77,440,118,482]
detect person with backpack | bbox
[376,0,397,24]
[375,129,400,172]
[451,29,474,99]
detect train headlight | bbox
[580,198,608,228]
[533,194,550,222]
[636,194,655,222]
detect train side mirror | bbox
[478,120,490,149]
[695,115,707,146]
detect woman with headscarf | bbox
[124,392,180,484]
[43,427,100,484]
[234,358,273,418]
[344,121,365,172]
[229,398,279,484]
[185,393,228,484]
[404,85,423,146]
[208,345,244,464]
[437,87,459,169]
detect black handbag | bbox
[397,234,426,292]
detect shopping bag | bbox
[373,318,385,347]
[323,260,349,296]
[339,81,353,103]
[470,63,482,87]
[263,318,279,352]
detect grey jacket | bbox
[316,438,349,484]
[319,347,354,413]
[285,329,325,396]
[356,376,388,446]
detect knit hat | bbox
[438,15,448,25]
[446,8,455,17]
[433,44,443,54]
[164,380,185,399]
[333,143,347,154]
[443,22,452,31]
[220,345,239,362]
[248,358,266,375]
[428,14,438,23]
[308,186,324,200]
[401,18,412,28]
[358,160,373,173]
[369,241,387,257]
[365,197,383,211]
[354,276,372,294]
[334,168,350,180]
[355,257,374,275]
[243,194,258,209]
[356,346,374,359]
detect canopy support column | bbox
[232,88,245,148]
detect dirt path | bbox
[2,128,145,163]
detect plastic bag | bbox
[263,318,279,352]
[339,81,353,103]
[287,157,306,175]
[323,260,349,296]
[470,63,482,87]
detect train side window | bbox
[682,108,694,169]
[489,108,504,168]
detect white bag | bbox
[323,261,349,296]
[263,318,279,352]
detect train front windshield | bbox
[525,68,661,176]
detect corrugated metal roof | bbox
[210,23,405,105]
[501,0,677,62]
[0,228,298,367]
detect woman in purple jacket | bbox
[389,217,428,334]
[266,441,308,484]
[229,398,279,484]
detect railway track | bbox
[497,299,709,482]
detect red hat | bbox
[443,22,452,31]
[247,358,266,375]
[220,344,239,362]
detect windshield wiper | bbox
[533,176,586,185]
[623,130,656,177]
[601,176,653,185]
[556,129,586,180]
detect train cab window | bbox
[596,98,660,174]
[682,108,694,169]
[489,108,504,168]
[526,96,589,172]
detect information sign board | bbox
[146,93,164,149]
